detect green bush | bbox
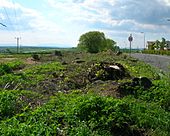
[0,64,12,75]
[1,92,169,136]
[32,53,40,60]
[0,90,42,120]
[142,50,170,56]
[6,61,25,70]
[0,61,25,76]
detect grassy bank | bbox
[0,50,169,135]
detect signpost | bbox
[128,34,133,56]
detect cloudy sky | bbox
[1,0,170,48]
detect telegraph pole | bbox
[15,37,21,53]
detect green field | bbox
[0,46,77,54]
[0,49,169,136]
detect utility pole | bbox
[15,37,21,53]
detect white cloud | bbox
[0,0,65,45]
[0,0,16,8]
[46,0,116,24]
[161,0,170,6]
[0,13,5,20]
[46,0,168,33]
[1,0,170,48]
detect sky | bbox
[1,0,170,48]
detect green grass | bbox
[0,92,169,136]
[0,90,43,121]
[0,60,25,76]
[0,50,169,135]
[0,62,65,91]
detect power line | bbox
[3,7,17,36]
[0,7,16,38]
[0,23,7,27]
[12,0,22,53]
[1,1,23,53]
[12,0,21,37]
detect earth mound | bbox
[88,62,130,81]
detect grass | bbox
[0,50,169,135]
[0,92,169,136]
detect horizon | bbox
[0,43,73,48]
[0,43,144,50]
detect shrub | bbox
[32,54,40,60]
[54,50,62,56]
[0,64,12,75]
[0,90,42,120]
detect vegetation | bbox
[142,49,170,55]
[0,46,59,54]
[143,37,170,55]
[148,37,169,51]
[0,49,169,136]
[0,61,25,76]
[77,31,118,53]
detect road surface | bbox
[131,53,170,73]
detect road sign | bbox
[128,34,133,56]
[128,34,133,42]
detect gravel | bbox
[131,53,170,73]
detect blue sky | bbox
[1,0,170,48]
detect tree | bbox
[105,38,117,51]
[160,37,166,50]
[148,44,154,50]
[77,31,108,53]
[154,40,160,50]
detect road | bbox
[131,53,170,73]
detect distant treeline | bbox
[0,46,75,54]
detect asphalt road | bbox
[131,53,170,73]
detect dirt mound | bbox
[88,62,130,81]
[116,77,153,98]
[131,77,152,89]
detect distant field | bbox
[0,46,76,54]
[0,46,142,54]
